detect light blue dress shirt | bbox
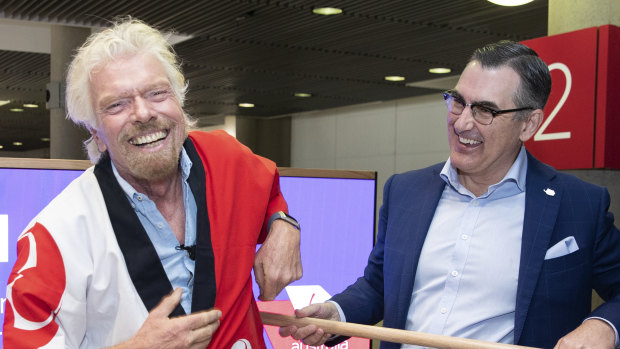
[331,146,618,347]
[112,148,197,314]
[401,147,528,348]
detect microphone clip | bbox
[175,244,196,260]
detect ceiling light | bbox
[429,67,452,74]
[294,92,312,98]
[238,103,255,108]
[10,108,23,112]
[312,7,343,15]
[13,141,22,146]
[0,145,3,149]
[385,76,405,82]
[41,137,50,142]
[0,100,10,107]
[487,0,534,6]
[23,103,39,108]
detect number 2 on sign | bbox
[534,62,572,141]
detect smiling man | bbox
[3,19,302,349]
[280,41,620,349]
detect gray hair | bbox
[65,17,190,162]
[470,40,551,120]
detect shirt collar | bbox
[112,147,193,201]
[440,146,528,197]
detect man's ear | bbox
[89,127,107,153]
[519,109,543,143]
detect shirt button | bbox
[473,200,479,206]
[157,222,164,229]
[137,195,143,201]
[451,270,458,277]
[461,234,468,240]
[440,308,447,314]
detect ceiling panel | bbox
[0,0,548,152]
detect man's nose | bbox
[132,96,153,122]
[453,106,476,131]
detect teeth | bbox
[130,131,167,145]
[459,136,481,145]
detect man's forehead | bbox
[90,53,167,79]
[89,55,171,94]
[454,61,520,100]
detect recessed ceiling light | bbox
[429,67,452,74]
[10,108,24,112]
[0,100,10,107]
[385,76,406,82]
[238,103,255,108]
[23,103,39,108]
[487,0,534,6]
[312,7,343,15]
[41,137,50,142]
[13,141,23,146]
[294,92,312,98]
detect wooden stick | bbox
[260,312,539,349]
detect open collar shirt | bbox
[112,148,198,314]
[403,146,528,348]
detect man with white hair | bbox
[3,18,302,349]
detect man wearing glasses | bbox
[280,40,620,349]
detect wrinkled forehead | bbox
[90,52,161,78]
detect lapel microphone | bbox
[175,244,196,260]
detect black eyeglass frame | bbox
[442,90,534,125]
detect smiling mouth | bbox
[129,130,169,147]
[459,136,482,145]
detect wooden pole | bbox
[260,312,540,349]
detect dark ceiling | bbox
[0,0,548,152]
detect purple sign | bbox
[0,168,376,348]
[0,168,83,344]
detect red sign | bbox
[594,25,620,169]
[522,27,598,169]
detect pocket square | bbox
[544,236,579,260]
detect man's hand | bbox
[279,302,341,346]
[113,288,221,349]
[554,318,616,349]
[254,219,302,300]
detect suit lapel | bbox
[395,164,446,329]
[513,152,562,343]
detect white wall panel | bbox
[290,94,448,226]
[291,114,337,166]
[395,95,449,166]
[334,104,396,159]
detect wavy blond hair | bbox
[65,17,190,163]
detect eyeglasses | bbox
[442,90,534,125]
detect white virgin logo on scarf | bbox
[231,338,252,349]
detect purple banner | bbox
[0,168,376,348]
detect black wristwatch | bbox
[270,211,301,231]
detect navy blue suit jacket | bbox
[331,152,620,349]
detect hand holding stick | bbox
[260,311,539,349]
